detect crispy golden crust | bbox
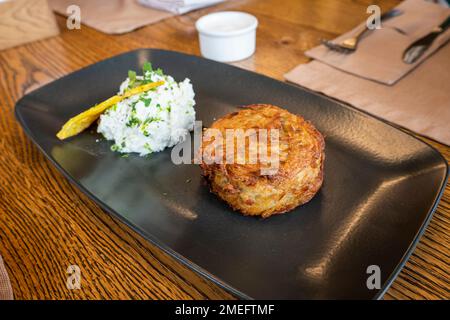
[199,104,325,218]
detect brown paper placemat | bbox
[49,0,174,34]
[285,42,450,146]
[0,255,13,300]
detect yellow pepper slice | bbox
[56,81,164,140]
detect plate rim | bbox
[14,48,449,300]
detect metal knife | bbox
[403,15,450,64]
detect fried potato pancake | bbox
[199,104,325,218]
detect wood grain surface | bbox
[0,0,448,300]
[0,0,59,51]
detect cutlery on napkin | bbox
[321,9,404,53]
[307,0,450,85]
[403,15,450,63]
[138,0,225,14]
[285,0,450,146]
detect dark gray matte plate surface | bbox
[15,49,448,299]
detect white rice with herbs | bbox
[97,64,195,156]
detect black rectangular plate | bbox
[15,49,448,299]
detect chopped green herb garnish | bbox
[144,143,152,153]
[128,70,136,86]
[140,116,161,133]
[126,116,141,127]
[140,116,160,136]
[140,97,152,107]
[130,100,138,113]
[143,62,153,73]
[111,144,120,152]
[147,117,161,124]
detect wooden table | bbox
[0,0,448,300]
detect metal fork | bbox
[322,9,403,53]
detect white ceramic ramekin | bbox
[195,11,258,62]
